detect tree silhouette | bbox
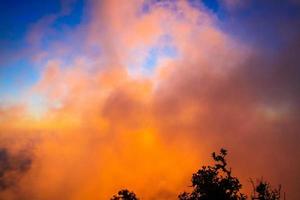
[178,148,246,200]
[111,189,139,200]
[111,149,283,200]
[250,179,281,200]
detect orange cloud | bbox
[1,0,300,200]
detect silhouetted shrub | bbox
[111,189,139,200]
[111,149,283,200]
[250,179,281,200]
[178,148,246,200]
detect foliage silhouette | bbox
[178,148,246,200]
[250,179,281,200]
[111,149,282,200]
[111,189,139,200]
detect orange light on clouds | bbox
[1,0,299,199]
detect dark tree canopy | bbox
[251,180,281,200]
[111,189,139,200]
[178,148,246,200]
[111,149,282,200]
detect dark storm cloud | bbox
[0,146,32,198]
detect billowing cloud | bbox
[0,0,300,199]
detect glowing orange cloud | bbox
[1,1,299,200]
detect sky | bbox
[0,0,300,199]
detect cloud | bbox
[0,145,33,200]
[0,0,300,199]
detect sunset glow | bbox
[1,0,300,199]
